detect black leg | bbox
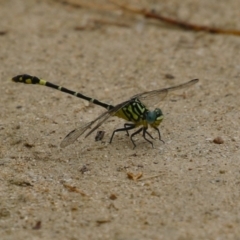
[124,123,134,136]
[130,127,143,149]
[145,130,154,140]
[153,127,165,144]
[143,128,154,148]
[109,124,136,144]
[110,125,164,148]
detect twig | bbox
[63,183,89,196]
[110,0,240,36]
[138,173,164,181]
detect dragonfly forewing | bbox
[60,99,135,147]
[135,79,199,108]
[60,121,95,148]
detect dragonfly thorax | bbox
[145,108,163,124]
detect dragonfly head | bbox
[145,108,163,125]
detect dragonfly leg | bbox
[153,127,165,144]
[124,123,134,136]
[130,127,143,149]
[109,123,136,144]
[142,128,154,148]
[145,130,154,139]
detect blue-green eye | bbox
[145,108,163,123]
[145,111,157,124]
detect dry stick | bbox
[138,173,165,181]
[60,0,130,29]
[110,0,240,36]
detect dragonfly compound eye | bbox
[145,110,158,124]
[154,108,163,117]
[154,108,164,122]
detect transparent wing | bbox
[134,79,198,108]
[60,121,96,148]
[84,99,133,138]
[60,99,133,148]
[133,89,168,109]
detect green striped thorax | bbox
[115,98,164,128]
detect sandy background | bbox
[1,0,240,239]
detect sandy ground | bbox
[1,0,240,239]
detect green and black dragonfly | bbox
[12,74,198,148]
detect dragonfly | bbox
[12,74,198,148]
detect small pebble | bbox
[213,137,224,144]
[165,73,175,79]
